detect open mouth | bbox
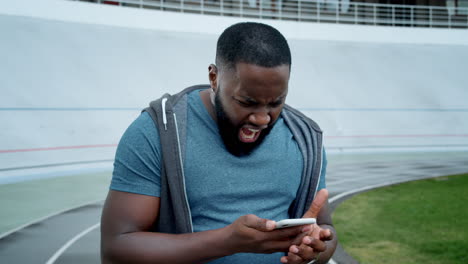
[239,127,261,143]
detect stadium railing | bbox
[70,0,468,29]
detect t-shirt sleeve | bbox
[110,111,162,197]
[317,147,327,191]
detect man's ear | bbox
[208,64,218,92]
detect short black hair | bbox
[215,22,291,71]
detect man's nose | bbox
[248,111,271,128]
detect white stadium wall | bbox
[1,0,468,183]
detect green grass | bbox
[333,174,468,264]
[0,172,112,235]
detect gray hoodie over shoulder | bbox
[143,85,324,234]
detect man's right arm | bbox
[101,190,310,264]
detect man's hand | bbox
[224,214,312,254]
[102,191,317,263]
[280,189,333,264]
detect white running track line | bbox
[46,221,338,264]
[327,173,408,186]
[38,180,413,264]
[326,174,452,264]
[327,169,448,187]
[328,173,448,204]
[327,181,403,264]
[45,222,101,264]
[39,174,448,264]
[0,198,104,240]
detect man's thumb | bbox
[242,214,276,231]
[303,189,329,218]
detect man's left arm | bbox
[280,189,338,264]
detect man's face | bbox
[210,62,290,156]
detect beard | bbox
[214,91,274,157]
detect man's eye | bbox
[237,100,253,107]
[270,101,283,108]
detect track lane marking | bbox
[0,199,103,240]
[0,144,117,153]
[45,223,101,264]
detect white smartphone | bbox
[275,218,316,229]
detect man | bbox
[101,22,337,263]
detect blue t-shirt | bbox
[111,90,326,263]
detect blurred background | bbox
[1,0,467,263]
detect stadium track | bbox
[1,152,468,264]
